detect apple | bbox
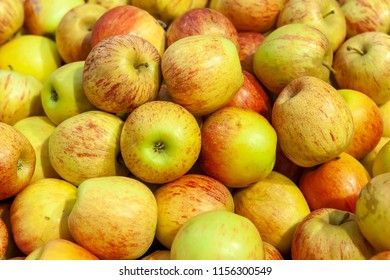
[87,0,130,9]
[370,251,390,260]
[68,176,158,260]
[48,110,128,186]
[0,0,24,45]
[272,76,354,168]
[0,218,8,259]
[273,143,304,185]
[0,201,23,260]
[237,31,265,74]
[338,89,384,160]
[299,152,371,213]
[253,23,334,95]
[356,172,390,251]
[0,122,35,201]
[233,171,311,257]
[42,61,96,125]
[360,137,390,176]
[154,173,234,249]
[0,70,44,125]
[277,0,347,52]
[209,0,284,33]
[170,210,265,260]
[291,208,376,259]
[263,241,284,260]
[55,3,107,64]
[25,239,99,260]
[23,0,85,36]
[10,178,77,256]
[90,5,166,56]
[339,0,390,38]
[83,35,161,115]
[166,7,239,49]
[13,116,60,184]
[333,31,390,105]
[0,35,62,83]
[372,141,390,176]
[161,34,244,116]
[120,101,201,184]
[380,100,390,137]
[141,250,170,260]
[198,106,277,188]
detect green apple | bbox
[120,100,201,184]
[360,137,390,176]
[0,70,44,125]
[0,0,24,45]
[171,210,265,260]
[356,172,390,251]
[380,100,390,137]
[68,176,158,260]
[372,141,390,176]
[42,61,96,125]
[10,178,77,256]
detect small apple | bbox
[360,137,390,176]
[0,0,24,45]
[372,141,390,176]
[141,250,170,260]
[380,100,390,137]
[120,101,201,184]
[0,218,8,259]
[237,31,265,74]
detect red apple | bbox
[237,31,265,74]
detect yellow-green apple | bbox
[83,34,161,115]
[120,101,201,184]
[0,201,23,260]
[0,122,35,201]
[42,61,96,125]
[0,218,7,259]
[299,152,371,213]
[272,76,354,167]
[199,106,277,187]
[277,0,346,52]
[370,251,390,260]
[141,249,170,260]
[13,116,60,183]
[55,3,107,63]
[291,208,376,259]
[23,0,85,36]
[0,70,44,125]
[333,32,390,105]
[380,100,390,137]
[253,23,334,95]
[360,137,390,176]
[68,176,158,260]
[233,171,310,257]
[372,141,390,176]
[0,0,24,45]
[209,0,284,33]
[170,210,265,260]
[338,89,384,160]
[0,35,62,83]
[25,239,99,260]
[339,0,390,38]
[154,174,234,249]
[273,143,304,185]
[237,31,265,74]
[90,5,166,56]
[48,110,128,186]
[10,178,77,255]
[166,7,239,49]
[263,241,284,260]
[356,172,390,251]
[225,70,272,121]
[161,34,244,116]
[131,0,209,25]
[87,0,130,9]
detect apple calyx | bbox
[346,46,365,56]
[154,141,165,153]
[17,158,23,171]
[323,9,335,19]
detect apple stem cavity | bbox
[51,88,59,102]
[323,9,335,19]
[346,46,365,56]
[154,141,165,153]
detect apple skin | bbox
[253,23,333,95]
[0,0,24,45]
[161,34,244,117]
[273,143,304,185]
[299,152,371,213]
[0,218,8,259]
[199,106,277,188]
[154,173,234,249]
[55,3,107,64]
[291,208,376,260]
[263,241,284,260]
[166,7,239,49]
[360,137,390,176]
[0,35,62,83]
[90,5,166,56]
[170,210,265,260]
[370,251,390,260]
[233,171,311,257]
[338,89,384,160]
[68,176,158,260]
[272,76,354,168]
[380,100,390,137]
[120,101,201,184]
[372,141,390,176]
[25,239,99,260]
[333,31,390,105]
[0,70,44,125]
[10,178,78,256]
[86,0,130,9]
[355,172,390,252]
[0,122,35,201]
[141,250,170,260]
[48,110,129,186]
[237,31,265,74]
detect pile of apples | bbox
[1,0,390,261]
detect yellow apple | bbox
[0,0,24,45]
[380,100,390,137]
[372,141,390,176]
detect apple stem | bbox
[135,62,149,70]
[7,65,14,71]
[157,19,167,29]
[337,212,351,226]
[346,46,365,55]
[322,62,336,74]
[323,9,335,18]
[154,141,165,153]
